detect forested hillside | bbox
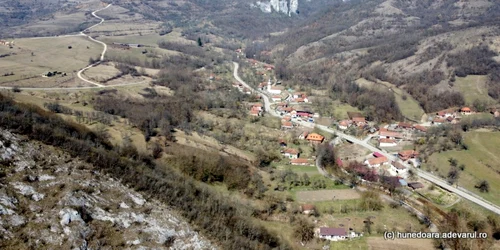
[263,0,500,118]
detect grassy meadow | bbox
[427,130,500,205]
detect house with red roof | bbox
[398,150,419,161]
[461,107,472,115]
[338,120,352,130]
[281,121,293,129]
[435,108,457,118]
[413,125,427,133]
[306,133,325,144]
[283,148,300,159]
[379,128,403,139]
[290,158,311,166]
[397,122,413,130]
[379,138,397,147]
[352,117,366,127]
[364,156,389,168]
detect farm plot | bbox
[296,189,361,202]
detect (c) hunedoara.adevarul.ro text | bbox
[384,231,488,240]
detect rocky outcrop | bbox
[254,0,299,16]
[0,129,216,249]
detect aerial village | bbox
[225,50,498,242]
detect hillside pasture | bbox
[427,130,500,205]
[453,75,495,105]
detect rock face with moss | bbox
[0,129,215,249]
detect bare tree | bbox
[475,180,489,193]
[292,218,315,243]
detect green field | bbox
[333,101,363,120]
[427,130,500,205]
[453,75,495,105]
[0,36,101,86]
[330,237,368,250]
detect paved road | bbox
[233,62,275,116]
[232,61,500,216]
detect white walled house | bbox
[390,161,408,176]
[318,227,351,241]
[272,95,282,102]
[379,138,397,147]
[267,79,283,94]
[338,120,351,130]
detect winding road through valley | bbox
[232,62,500,216]
[75,3,112,88]
[1,3,150,91]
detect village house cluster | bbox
[257,78,310,104]
[337,112,368,130]
[376,122,427,149]
[279,132,325,166]
[358,148,421,181]
[429,107,469,125]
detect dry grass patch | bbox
[174,130,257,163]
[82,62,121,83]
[296,189,361,202]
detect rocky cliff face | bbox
[254,0,299,16]
[0,129,216,249]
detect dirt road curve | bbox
[76,4,112,87]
